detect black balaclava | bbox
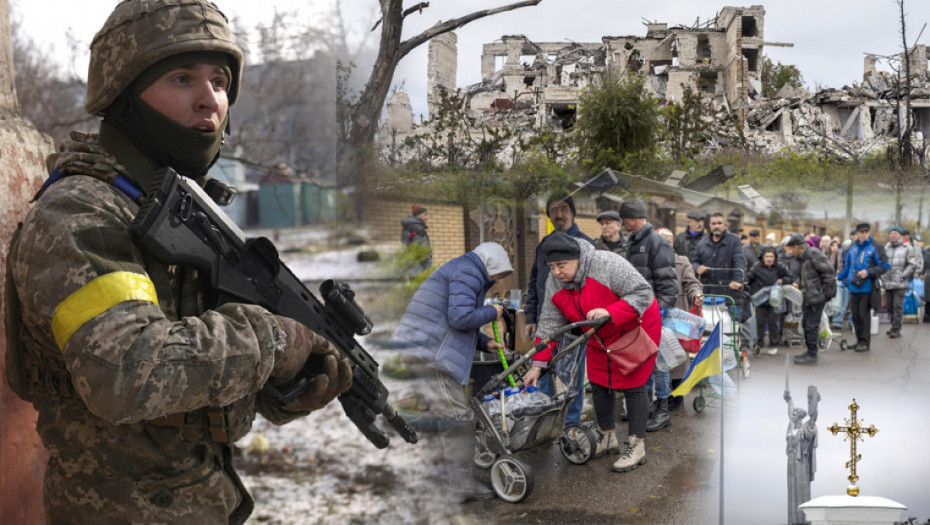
[103,51,231,180]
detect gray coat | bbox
[881,241,919,290]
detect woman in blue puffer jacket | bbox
[391,242,513,503]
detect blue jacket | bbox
[525,223,594,324]
[837,236,889,294]
[391,247,510,385]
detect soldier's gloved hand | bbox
[272,315,353,412]
[271,315,317,382]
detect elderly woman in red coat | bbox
[522,233,660,472]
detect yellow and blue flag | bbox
[670,323,722,397]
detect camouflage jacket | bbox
[9,131,307,524]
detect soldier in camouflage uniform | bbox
[4,1,352,523]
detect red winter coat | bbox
[536,276,661,389]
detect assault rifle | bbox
[130,168,417,449]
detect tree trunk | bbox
[344,0,542,161]
[0,1,53,522]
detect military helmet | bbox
[85,0,243,116]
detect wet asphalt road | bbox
[463,318,930,524]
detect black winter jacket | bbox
[625,223,679,309]
[674,229,706,259]
[797,247,838,306]
[691,231,746,287]
[743,242,765,272]
[747,259,793,294]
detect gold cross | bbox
[826,398,879,497]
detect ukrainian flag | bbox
[670,323,722,397]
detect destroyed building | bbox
[377,4,930,167]
[437,5,780,129]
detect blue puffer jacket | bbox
[391,243,513,385]
[836,236,889,294]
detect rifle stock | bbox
[130,169,417,448]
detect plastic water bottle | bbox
[481,393,499,419]
[502,386,524,414]
[662,308,705,339]
[522,386,550,416]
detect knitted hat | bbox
[541,233,581,263]
[889,226,903,234]
[656,227,673,239]
[596,210,621,223]
[766,232,776,243]
[412,205,427,217]
[546,195,576,217]
[619,199,646,219]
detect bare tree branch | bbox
[345,0,542,162]
[399,0,541,59]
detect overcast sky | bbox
[12,0,930,118]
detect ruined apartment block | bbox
[444,5,778,129]
[378,4,930,166]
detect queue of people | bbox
[391,194,929,503]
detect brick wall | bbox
[534,215,602,243]
[360,199,466,265]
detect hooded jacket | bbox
[747,249,793,294]
[535,240,660,389]
[391,243,513,385]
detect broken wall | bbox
[427,32,457,119]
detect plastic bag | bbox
[751,286,771,307]
[783,285,803,306]
[818,310,832,339]
[657,327,688,372]
[768,284,784,308]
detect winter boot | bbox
[646,398,671,432]
[668,379,683,412]
[612,435,646,472]
[594,428,620,457]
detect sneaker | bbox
[792,354,818,365]
[766,347,778,356]
[594,428,620,457]
[888,330,901,339]
[612,436,646,472]
[853,342,870,352]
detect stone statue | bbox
[784,385,820,525]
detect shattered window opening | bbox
[741,16,758,38]
[494,55,506,72]
[742,48,759,72]
[550,103,576,130]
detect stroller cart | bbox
[472,319,608,503]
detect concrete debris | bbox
[376,8,930,168]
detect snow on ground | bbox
[237,344,458,524]
[232,230,460,523]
